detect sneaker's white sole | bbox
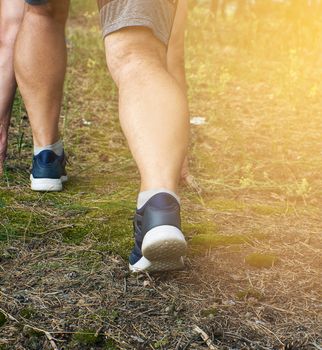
[30,175,68,192]
[130,225,187,273]
[129,256,185,273]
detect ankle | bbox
[34,139,64,156]
[137,188,180,209]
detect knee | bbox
[105,29,166,85]
[25,1,69,26]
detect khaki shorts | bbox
[98,0,178,46]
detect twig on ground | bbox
[259,302,295,315]
[193,325,219,350]
[175,336,183,350]
[0,307,19,323]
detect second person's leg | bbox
[14,0,69,191]
[15,0,69,147]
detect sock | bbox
[34,140,63,156]
[137,188,180,210]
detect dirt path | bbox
[0,2,321,349]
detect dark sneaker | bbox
[129,192,187,272]
[30,150,68,192]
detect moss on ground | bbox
[19,307,36,320]
[60,222,98,244]
[245,253,278,268]
[0,207,47,241]
[71,330,104,347]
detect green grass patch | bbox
[245,253,278,268]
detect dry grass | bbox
[0,215,320,349]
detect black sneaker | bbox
[129,192,187,272]
[30,150,68,191]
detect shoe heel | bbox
[30,175,63,192]
[142,225,187,261]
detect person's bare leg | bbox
[0,0,24,174]
[14,0,69,148]
[105,28,189,193]
[167,0,190,182]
